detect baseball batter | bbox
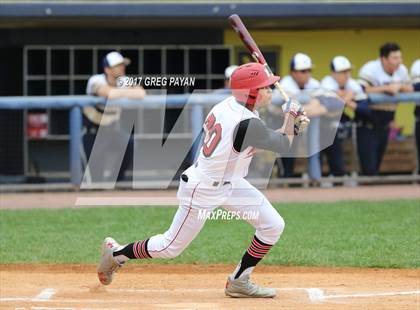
[97,62,308,298]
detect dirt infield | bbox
[1,184,419,209]
[0,264,419,310]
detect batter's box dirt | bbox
[1,264,419,310]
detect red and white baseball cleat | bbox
[97,237,124,285]
[225,275,276,298]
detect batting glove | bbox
[282,99,310,135]
[294,111,310,135]
[282,98,302,117]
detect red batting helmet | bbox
[230,62,280,109]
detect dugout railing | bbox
[0,92,419,189]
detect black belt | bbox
[213,181,231,186]
[181,173,230,187]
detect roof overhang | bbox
[0,2,419,29]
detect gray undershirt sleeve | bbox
[233,118,291,154]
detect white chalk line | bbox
[2,287,311,305]
[109,287,307,292]
[33,288,56,301]
[2,298,133,304]
[109,287,323,301]
[4,298,217,306]
[4,288,58,304]
[31,307,75,310]
[2,288,420,305]
[13,307,75,310]
[111,287,323,303]
[323,290,420,300]
[305,288,325,302]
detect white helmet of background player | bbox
[330,56,353,72]
[102,51,131,68]
[102,51,131,80]
[290,53,312,71]
[289,53,313,88]
[225,65,239,80]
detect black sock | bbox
[234,236,273,279]
[113,239,151,260]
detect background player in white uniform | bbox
[84,51,146,127]
[83,51,146,182]
[279,53,327,182]
[278,53,316,179]
[97,62,308,298]
[321,56,368,177]
[279,53,334,117]
[410,59,420,174]
[357,43,412,175]
[86,51,146,100]
[280,53,319,98]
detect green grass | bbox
[0,200,419,268]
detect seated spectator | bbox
[357,43,413,176]
[83,51,146,183]
[86,51,146,100]
[279,53,321,179]
[279,53,343,184]
[411,59,420,174]
[321,56,368,177]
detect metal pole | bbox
[69,106,82,186]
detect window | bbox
[24,45,233,96]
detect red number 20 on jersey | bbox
[202,113,222,157]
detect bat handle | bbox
[274,81,290,102]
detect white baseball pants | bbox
[147,166,285,259]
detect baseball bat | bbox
[228,14,290,102]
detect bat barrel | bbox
[229,14,289,102]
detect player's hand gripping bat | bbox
[228,14,310,134]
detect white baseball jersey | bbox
[196,96,259,182]
[85,74,127,126]
[321,75,367,100]
[86,74,108,95]
[279,75,320,97]
[86,74,128,95]
[358,59,410,88]
[411,59,420,83]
